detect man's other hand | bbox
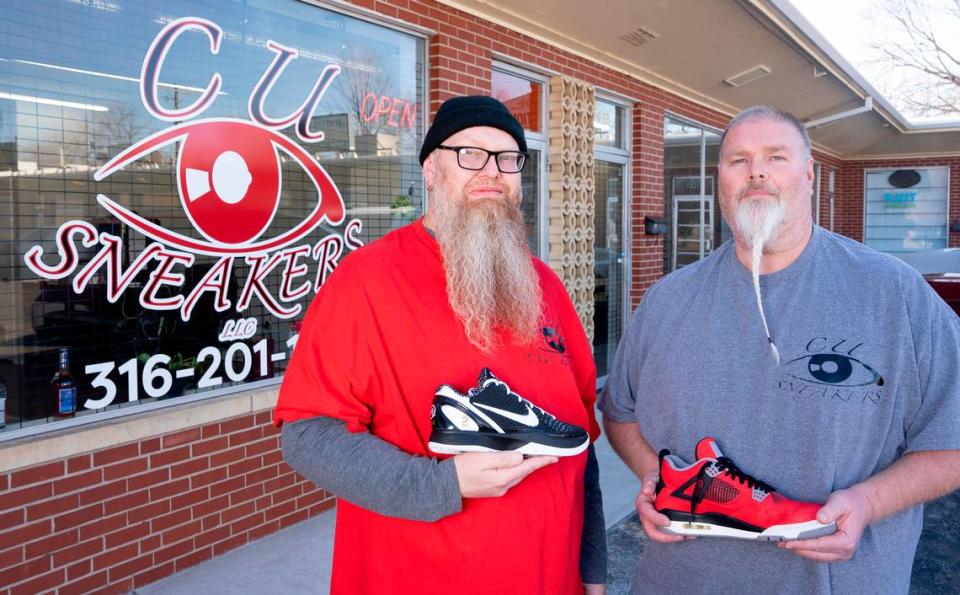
[454,451,557,498]
[779,487,871,562]
[637,469,691,543]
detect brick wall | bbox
[0,411,331,594]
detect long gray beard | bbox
[432,195,542,353]
[734,196,785,364]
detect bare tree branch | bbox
[869,0,960,117]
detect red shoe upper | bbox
[654,437,823,530]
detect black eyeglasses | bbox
[436,145,528,173]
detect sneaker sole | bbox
[428,434,589,457]
[661,518,837,541]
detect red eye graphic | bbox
[93,118,345,256]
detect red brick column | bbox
[630,101,666,307]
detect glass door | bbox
[672,190,714,269]
[593,160,625,375]
[593,98,629,377]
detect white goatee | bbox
[735,195,785,365]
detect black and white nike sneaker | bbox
[428,368,589,457]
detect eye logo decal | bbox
[93,118,345,256]
[542,326,566,353]
[783,352,885,388]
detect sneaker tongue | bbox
[477,368,495,384]
[695,437,724,460]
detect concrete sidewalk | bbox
[133,433,959,594]
[136,434,641,594]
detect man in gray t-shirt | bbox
[600,105,960,594]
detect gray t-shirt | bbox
[599,226,960,594]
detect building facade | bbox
[1,1,957,593]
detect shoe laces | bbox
[690,457,775,516]
[471,384,555,421]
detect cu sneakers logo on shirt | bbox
[782,337,885,387]
[775,336,886,406]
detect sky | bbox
[790,0,960,123]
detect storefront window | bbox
[864,167,949,254]
[593,160,624,376]
[0,1,424,434]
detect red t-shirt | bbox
[274,219,599,595]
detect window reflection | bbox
[0,1,424,432]
[592,160,624,376]
[492,70,541,132]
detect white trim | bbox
[0,384,280,472]
[1,376,281,445]
[812,162,821,226]
[828,168,836,231]
[491,57,553,85]
[621,102,633,328]
[592,85,642,110]
[492,62,550,82]
[804,97,873,129]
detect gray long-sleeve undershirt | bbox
[281,415,607,583]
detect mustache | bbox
[737,180,779,200]
[465,179,511,195]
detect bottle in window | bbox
[52,348,77,417]
[0,378,6,428]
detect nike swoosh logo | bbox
[475,402,539,426]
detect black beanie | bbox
[418,96,527,165]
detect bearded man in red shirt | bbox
[274,95,606,595]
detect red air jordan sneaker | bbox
[654,437,837,541]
